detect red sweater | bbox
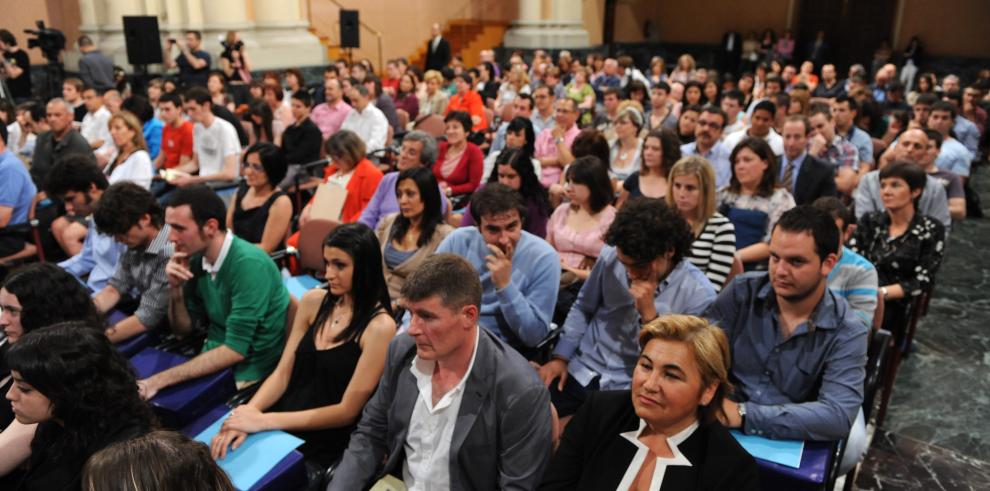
[433,141,484,197]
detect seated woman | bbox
[211,223,396,469]
[462,148,552,238]
[84,430,234,491]
[394,72,420,123]
[298,130,384,226]
[433,110,484,207]
[667,157,737,291]
[482,116,542,182]
[245,100,280,146]
[105,111,154,189]
[417,69,449,119]
[540,315,759,490]
[547,156,617,283]
[226,142,292,253]
[617,127,682,208]
[717,137,795,270]
[0,263,103,430]
[375,167,453,304]
[5,323,155,490]
[849,160,945,343]
[608,105,646,186]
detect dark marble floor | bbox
[854,166,990,489]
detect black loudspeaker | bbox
[340,10,360,48]
[122,16,163,65]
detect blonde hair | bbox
[423,70,443,85]
[677,54,696,72]
[109,111,148,152]
[789,88,810,116]
[509,65,530,90]
[666,156,716,235]
[639,315,733,423]
[615,102,645,132]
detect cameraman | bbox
[219,30,251,106]
[77,35,114,91]
[0,29,32,102]
[163,30,211,88]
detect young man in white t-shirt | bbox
[168,86,240,187]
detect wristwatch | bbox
[554,136,564,145]
[737,402,747,427]
[880,286,889,300]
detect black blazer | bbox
[425,37,451,71]
[540,391,759,491]
[792,155,838,205]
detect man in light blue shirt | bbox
[812,197,878,324]
[46,154,125,292]
[832,95,874,167]
[435,183,559,353]
[681,106,732,188]
[928,101,974,177]
[0,124,36,258]
[529,85,556,135]
[538,198,716,416]
[706,206,868,474]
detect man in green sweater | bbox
[137,185,289,399]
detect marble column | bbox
[248,0,325,69]
[504,0,590,49]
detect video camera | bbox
[25,20,66,62]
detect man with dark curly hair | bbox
[537,197,717,418]
[92,182,172,344]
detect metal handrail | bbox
[307,0,384,72]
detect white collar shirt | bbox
[201,231,233,280]
[616,419,699,490]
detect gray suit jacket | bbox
[329,329,553,491]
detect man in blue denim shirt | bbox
[706,205,869,473]
[538,198,717,417]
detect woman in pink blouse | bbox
[546,156,617,282]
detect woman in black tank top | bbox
[210,223,396,469]
[227,142,292,252]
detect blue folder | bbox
[730,430,805,468]
[193,410,305,490]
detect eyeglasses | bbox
[0,304,22,317]
[241,162,264,171]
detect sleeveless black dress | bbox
[267,310,385,466]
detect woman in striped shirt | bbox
[666,156,737,290]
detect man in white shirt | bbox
[722,99,785,157]
[330,253,553,491]
[80,86,113,155]
[169,86,240,187]
[340,84,389,153]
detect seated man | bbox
[329,253,552,490]
[166,87,241,188]
[681,106,731,188]
[137,185,289,398]
[435,184,560,352]
[722,100,785,157]
[358,130,445,230]
[0,123,36,259]
[706,205,869,474]
[927,100,974,179]
[779,115,838,205]
[340,84,389,153]
[534,98,580,188]
[856,128,951,229]
[279,90,323,189]
[807,103,860,195]
[80,86,113,157]
[47,155,125,292]
[31,98,94,189]
[91,182,173,343]
[310,77,351,139]
[921,128,967,221]
[812,197,879,325]
[538,198,717,417]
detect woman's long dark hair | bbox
[728,137,778,198]
[488,148,551,216]
[2,263,103,334]
[504,117,535,158]
[7,323,155,463]
[246,100,275,142]
[312,223,394,343]
[390,167,443,249]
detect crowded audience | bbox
[0,20,987,491]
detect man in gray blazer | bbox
[328,253,553,491]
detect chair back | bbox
[872,291,885,331]
[298,219,339,275]
[724,255,744,287]
[414,114,445,138]
[396,108,410,131]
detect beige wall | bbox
[897,0,990,57]
[1,0,82,65]
[612,0,793,44]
